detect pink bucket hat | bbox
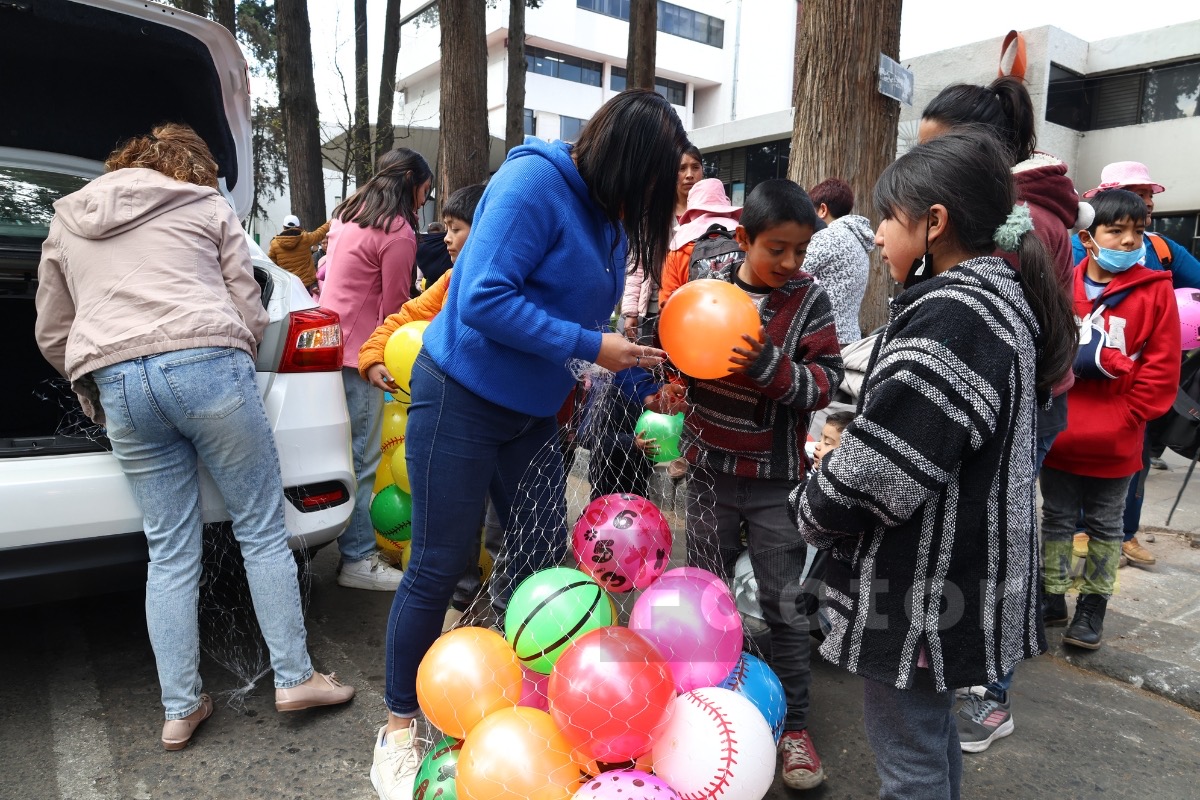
[671,179,742,250]
[1083,161,1166,198]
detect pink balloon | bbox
[628,567,743,693]
[572,494,673,593]
[518,666,549,712]
[575,769,681,800]
[1175,287,1200,350]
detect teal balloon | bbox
[370,484,413,542]
[413,735,461,799]
[634,410,684,463]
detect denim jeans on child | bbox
[93,347,313,719]
[384,351,567,716]
[341,367,385,564]
[1040,466,1132,597]
[687,467,811,731]
[863,671,962,800]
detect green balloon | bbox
[505,567,615,674]
[370,485,413,542]
[634,410,684,463]
[413,735,461,799]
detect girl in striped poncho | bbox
[794,129,1077,800]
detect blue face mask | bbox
[1094,242,1146,273]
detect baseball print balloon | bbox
[651,687,776,800]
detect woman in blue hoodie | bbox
[370,90,690,799]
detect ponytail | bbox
[1014,233,1077,392]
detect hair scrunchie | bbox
[993,203,1034,252]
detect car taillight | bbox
[279,308,343,373]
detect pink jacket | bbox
[320,216,417,368]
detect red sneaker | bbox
[779,728,826,789]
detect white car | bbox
[0,0,354,603]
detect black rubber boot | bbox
[1062,594,1108,649]
[1042,592,1068,627]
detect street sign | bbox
[878,53,914,106]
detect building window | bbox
[744,139,791,197]
[1153,214,1200,260]
[526,46,602,87]
[523,108,535,136]
[560,115,586,142]
[1046,59,1200,131]
[578,0,724,48]
[610,67,687,105]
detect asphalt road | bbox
[2,547,1197,800]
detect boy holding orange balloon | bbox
[673,178,843,791]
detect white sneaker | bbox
[370,721,422,800]
[338,553,404,591]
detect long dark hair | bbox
[922,76,1037,165]
[333,147,431,233]
[874,129,1076,392]
[573,90,689,287]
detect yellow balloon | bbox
[372,464,393,495]
[375,532,409,568]
[389,442,411,494]
[383,321,430,398]
[381,401,408,459]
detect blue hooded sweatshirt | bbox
[421,139,626,417]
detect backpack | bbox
[1149,350,1200,459]
[1147,232,1173,269]
[686,225,744,282]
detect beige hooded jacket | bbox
[35,167,268,422]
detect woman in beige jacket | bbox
[34,124,353,751]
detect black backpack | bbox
[1149,349,1200,459]
[686,225,744,282]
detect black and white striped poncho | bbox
[796,257,1046,691]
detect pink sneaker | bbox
[779,728,825,789]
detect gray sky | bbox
[296,1,1200,125]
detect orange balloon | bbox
[416,627,523,738]
[659,279,762,379]
[456,707,580,800]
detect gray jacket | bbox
[803,214,873,343]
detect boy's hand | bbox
[729,327,767,372]
[644,383,687,415]
[634,431,659,458]
[366,363,399,392]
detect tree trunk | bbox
[787,0,901,335]
[437,0,489,215]
[504,0,527,153]
[626,0,657,90]
[276,0,326,226]
[212,0,235,35]
[353,0,372,183]
[375,0,403,159]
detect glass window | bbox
[610,66,684,105]
[1048,59,1200,131]
[743,138,791,197]
[525,46,602,87]
[523,108,535,136]
[576,0,723,48]
[1153,215,1200,260]
[1142,61,1200,124]
[560,116,586,143]
[610,66,627,92]
[0,167,89,244]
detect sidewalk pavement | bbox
[1047,447,1200,711]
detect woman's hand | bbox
[644,383,687,415]
[596,332,667,372]
[366,363,399,392]
[729,328,767,373]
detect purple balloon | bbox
[575,769,680,800]
[628,567,742,693]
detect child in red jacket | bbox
[1041,189,1180,650]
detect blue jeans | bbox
[384,352,567,715]
[863,672,962,800]
[93,348,313,719]
[341,367,384,563]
